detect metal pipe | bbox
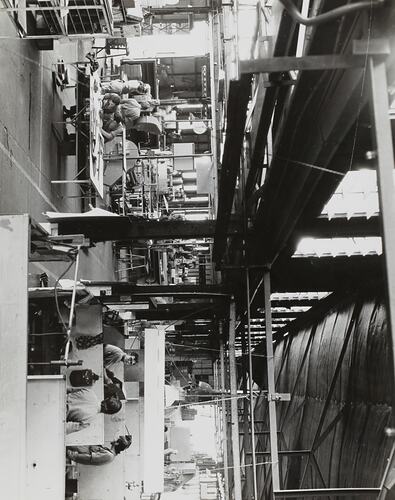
[163,119,212,124]
[295,0,310,56]
[122,128,127,216]
[51,180,90,184]
[0,33,124,39]
[104,153,213,161]
[148,6,211,14]
[229,300,242,500]
[0,5,110,10]
[64,246,81,363]
[208,10,219,216]
[29,360,82,366]
[233,0,240,80]
[278,0,384,26]
[50,360,83,366]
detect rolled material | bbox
[182,172,197,182]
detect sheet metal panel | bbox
[26,376,66,500]
[253,293,393,490]
[0,214,29,500]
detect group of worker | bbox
[100,78,157,143]
[66,344,139,466]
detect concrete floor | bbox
[0,16,115,282]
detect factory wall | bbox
[252,290,393,492]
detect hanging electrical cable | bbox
[279,0,384,26]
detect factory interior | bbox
[0,0,395,499]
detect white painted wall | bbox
[143,328,165,494]
[26,376,66,500]
[78,456,125,500]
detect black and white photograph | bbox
[0,1,394,499]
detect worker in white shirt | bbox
[66,387,122,433]
[67,435,132,465]
[103,344,139,369]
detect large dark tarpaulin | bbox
[251,291,393,493]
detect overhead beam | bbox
[251,54,371,264]
[246,31,392,267]
[246,450,309,456]
[252,311,313,319]
[246,81,278,198]
[214,74,252,263]
[246,4,301,199]
[240,54,367,75]
[135,307,224,321]
[149,6,210,15]
[55,217,241,242]
[274,488,380,498]
[83,282,229,297]
[297,216,380,238]
[271,255,383,293]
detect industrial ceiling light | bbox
[365,150,378,160]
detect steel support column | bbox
[229,300,242,500]
[246,269,258,500]
[368,54,395,415]
[369,50,395,498]
[240,54,366,74]
[264,270,280,491]
[241,325,253,499]
[220,337,230,500]
[208,11,219,216]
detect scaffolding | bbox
[216,22,395,500]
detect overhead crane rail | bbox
[54,217,241,242]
